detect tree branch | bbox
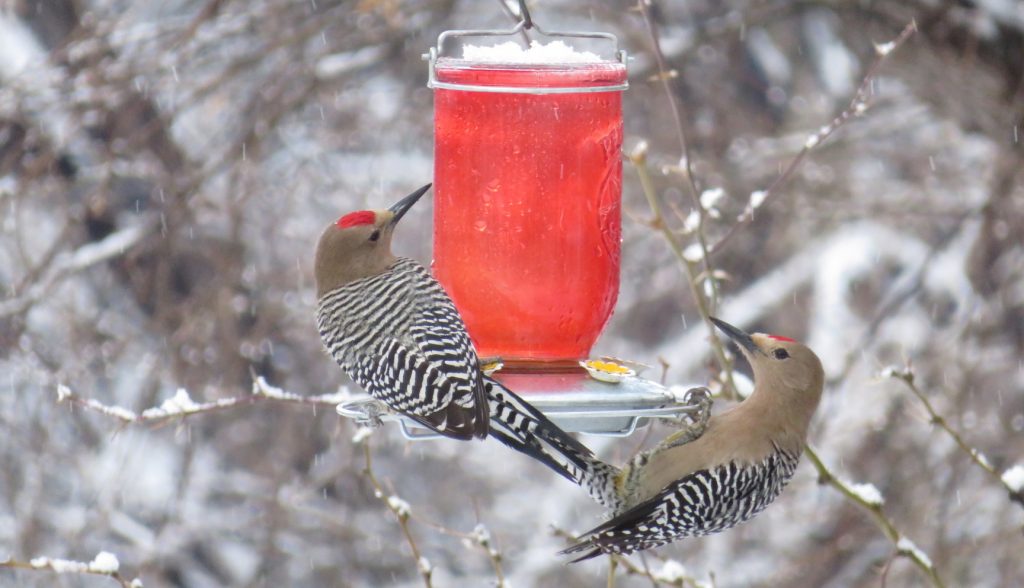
[709,20,918,256]
[360,438,432,588]
[804,445,945,588]
[884,364,1024,509]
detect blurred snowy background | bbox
[1,0,1023,586]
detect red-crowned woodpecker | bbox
[563,317,824,560]
[315,184,594,478]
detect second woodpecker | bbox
[562,317,824,560]
[315,184,594,477]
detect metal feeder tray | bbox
[336,367,703,440]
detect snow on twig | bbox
[804,446,945,587]
[635,0,737,402]
[470,522,506,586]
[251,375,353,404]
[361,441,432,588]
[847,482,885,507]
[1002,466,1024,494]
[883,365,1024,508]
[1,551,141,587]
[896,537,933,570]
[56,378,352,425]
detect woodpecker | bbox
[315,184,595,477]
[562,317,824,560]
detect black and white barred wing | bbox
[562,452,798,560]
[404,297,489,439]
[350,337,486,440]
[318,258,488,440]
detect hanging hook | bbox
[518,0,533,30]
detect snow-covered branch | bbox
[0,551,141,587]
[804,446,945,588]
[883,364,1024,509]
[56,377,352,425]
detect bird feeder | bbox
[428,27,627,363]
[337,11,704,438]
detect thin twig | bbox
[636,0,718,303]
[469,524,506,588]
[0,555,139,588]
[880,550,897,588]
[635,1,695,199]
[635,0,735,398]
[804,445,945,588]
[886,366,1024,509]
[709,20,918,256]
[361,441,433,588]
[629,145,739,400]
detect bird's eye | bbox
[368,229,381,242]
[772,348,790,360]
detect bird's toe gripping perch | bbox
[658,386,713,450]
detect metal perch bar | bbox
[336,375,706,440]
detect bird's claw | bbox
[658,387,713,450]
[684,386,713,427]
[682,386,710,406]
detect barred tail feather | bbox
[559,542,604,562]
[559,494,666,561]
[483,377,602,483]
[581,459,624,511]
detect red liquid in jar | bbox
[433,60,625,362]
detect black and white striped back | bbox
[317,257,488,439]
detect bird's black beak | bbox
[388,183,431,227]
[710,317,759,355]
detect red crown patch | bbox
[337,210,376,228]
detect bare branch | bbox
[884,365,1024,509]
[0,221,152,318]
[361,440,432,588]
[710,20,918,256]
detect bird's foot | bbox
[659,387,713,450]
